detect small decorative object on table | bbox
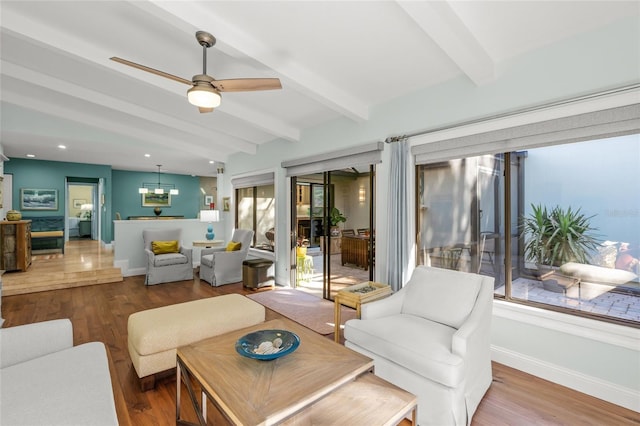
[6,210,21,221]
[236,329,300,360]
[153,207,162,216]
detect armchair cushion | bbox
[151,240,179,254]
[152,251,190,267]
[226,241,242,251]
[345,314,462,387]
[403,267,483,329]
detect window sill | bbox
[493,299,640,350]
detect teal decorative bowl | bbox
[235,329,300,361]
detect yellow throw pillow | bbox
[151,240,179,255]
[226,241,242,252]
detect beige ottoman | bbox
[128,294,265,390]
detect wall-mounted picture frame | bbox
[73,199,86,209]
[204,195,214,206]
[142,192,171,207]
[21,188,58,210]
[223,196,230,212]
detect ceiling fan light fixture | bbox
[187,84,221,108]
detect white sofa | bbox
[345,266,494,426]
[0,319,118,425]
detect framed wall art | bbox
[21,188,58,210]
[223,197,230,212]
[73,199,86,209]
[204,195,214,206]
[142,192,171,207]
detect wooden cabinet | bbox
[341,235,370,271]
[79,220,91,237]
[1,220,32,272]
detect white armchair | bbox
[0,319,118,425]
[199,229,254,286]
[344,266,494,426]
[142,228,193,285]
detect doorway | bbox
[67,180,98,241]
[292,166,375,300]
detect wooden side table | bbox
[192,240,224,248]
[334,281,392,342]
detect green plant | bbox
[329,207,347,226]
[521,204,600,267]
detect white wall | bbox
[222,18,640,410]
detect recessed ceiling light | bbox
[26,154,35,158]
[144,154,151,158]
[209,160,214,164]
[57,144,66,149]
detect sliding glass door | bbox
[292,167,375,300]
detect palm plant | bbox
[521,204,600,267]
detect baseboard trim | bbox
[115,260,145,278]
[491,345,640,412]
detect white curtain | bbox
[386,138,411,291]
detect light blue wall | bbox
[111,170,201,220]
[223,16,640,404]
[4,158,113,242]
[524,134,640,249]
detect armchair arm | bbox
[0,319,73,368]
[360,291,404,319]
[451,278,493,359]
[201,247,226,257]
[180,246,193,264]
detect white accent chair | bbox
[199,229,254,286]
[142,228,193,285]
[344,266,494,426]
[0,319,118,425]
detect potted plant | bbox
[329,207,347,237]
[521,203,600,278]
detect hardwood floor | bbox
[2,240,122,296]
[2,249,638,425]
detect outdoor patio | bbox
[499,278,640,322]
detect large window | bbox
[236,184,275,251]
[417,134,640,326]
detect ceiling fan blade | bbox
[212,78,282,92]
[198,107,214,113]
[110,57,192,86]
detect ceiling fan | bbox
[110,31,282,113]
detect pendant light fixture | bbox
[138,165,179,195]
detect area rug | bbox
[246,288,357,335]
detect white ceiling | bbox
[1,1,638,176]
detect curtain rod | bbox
[384,83,640,143]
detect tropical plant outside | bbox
[521,204,601,267]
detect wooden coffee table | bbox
[176,317,375,425]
